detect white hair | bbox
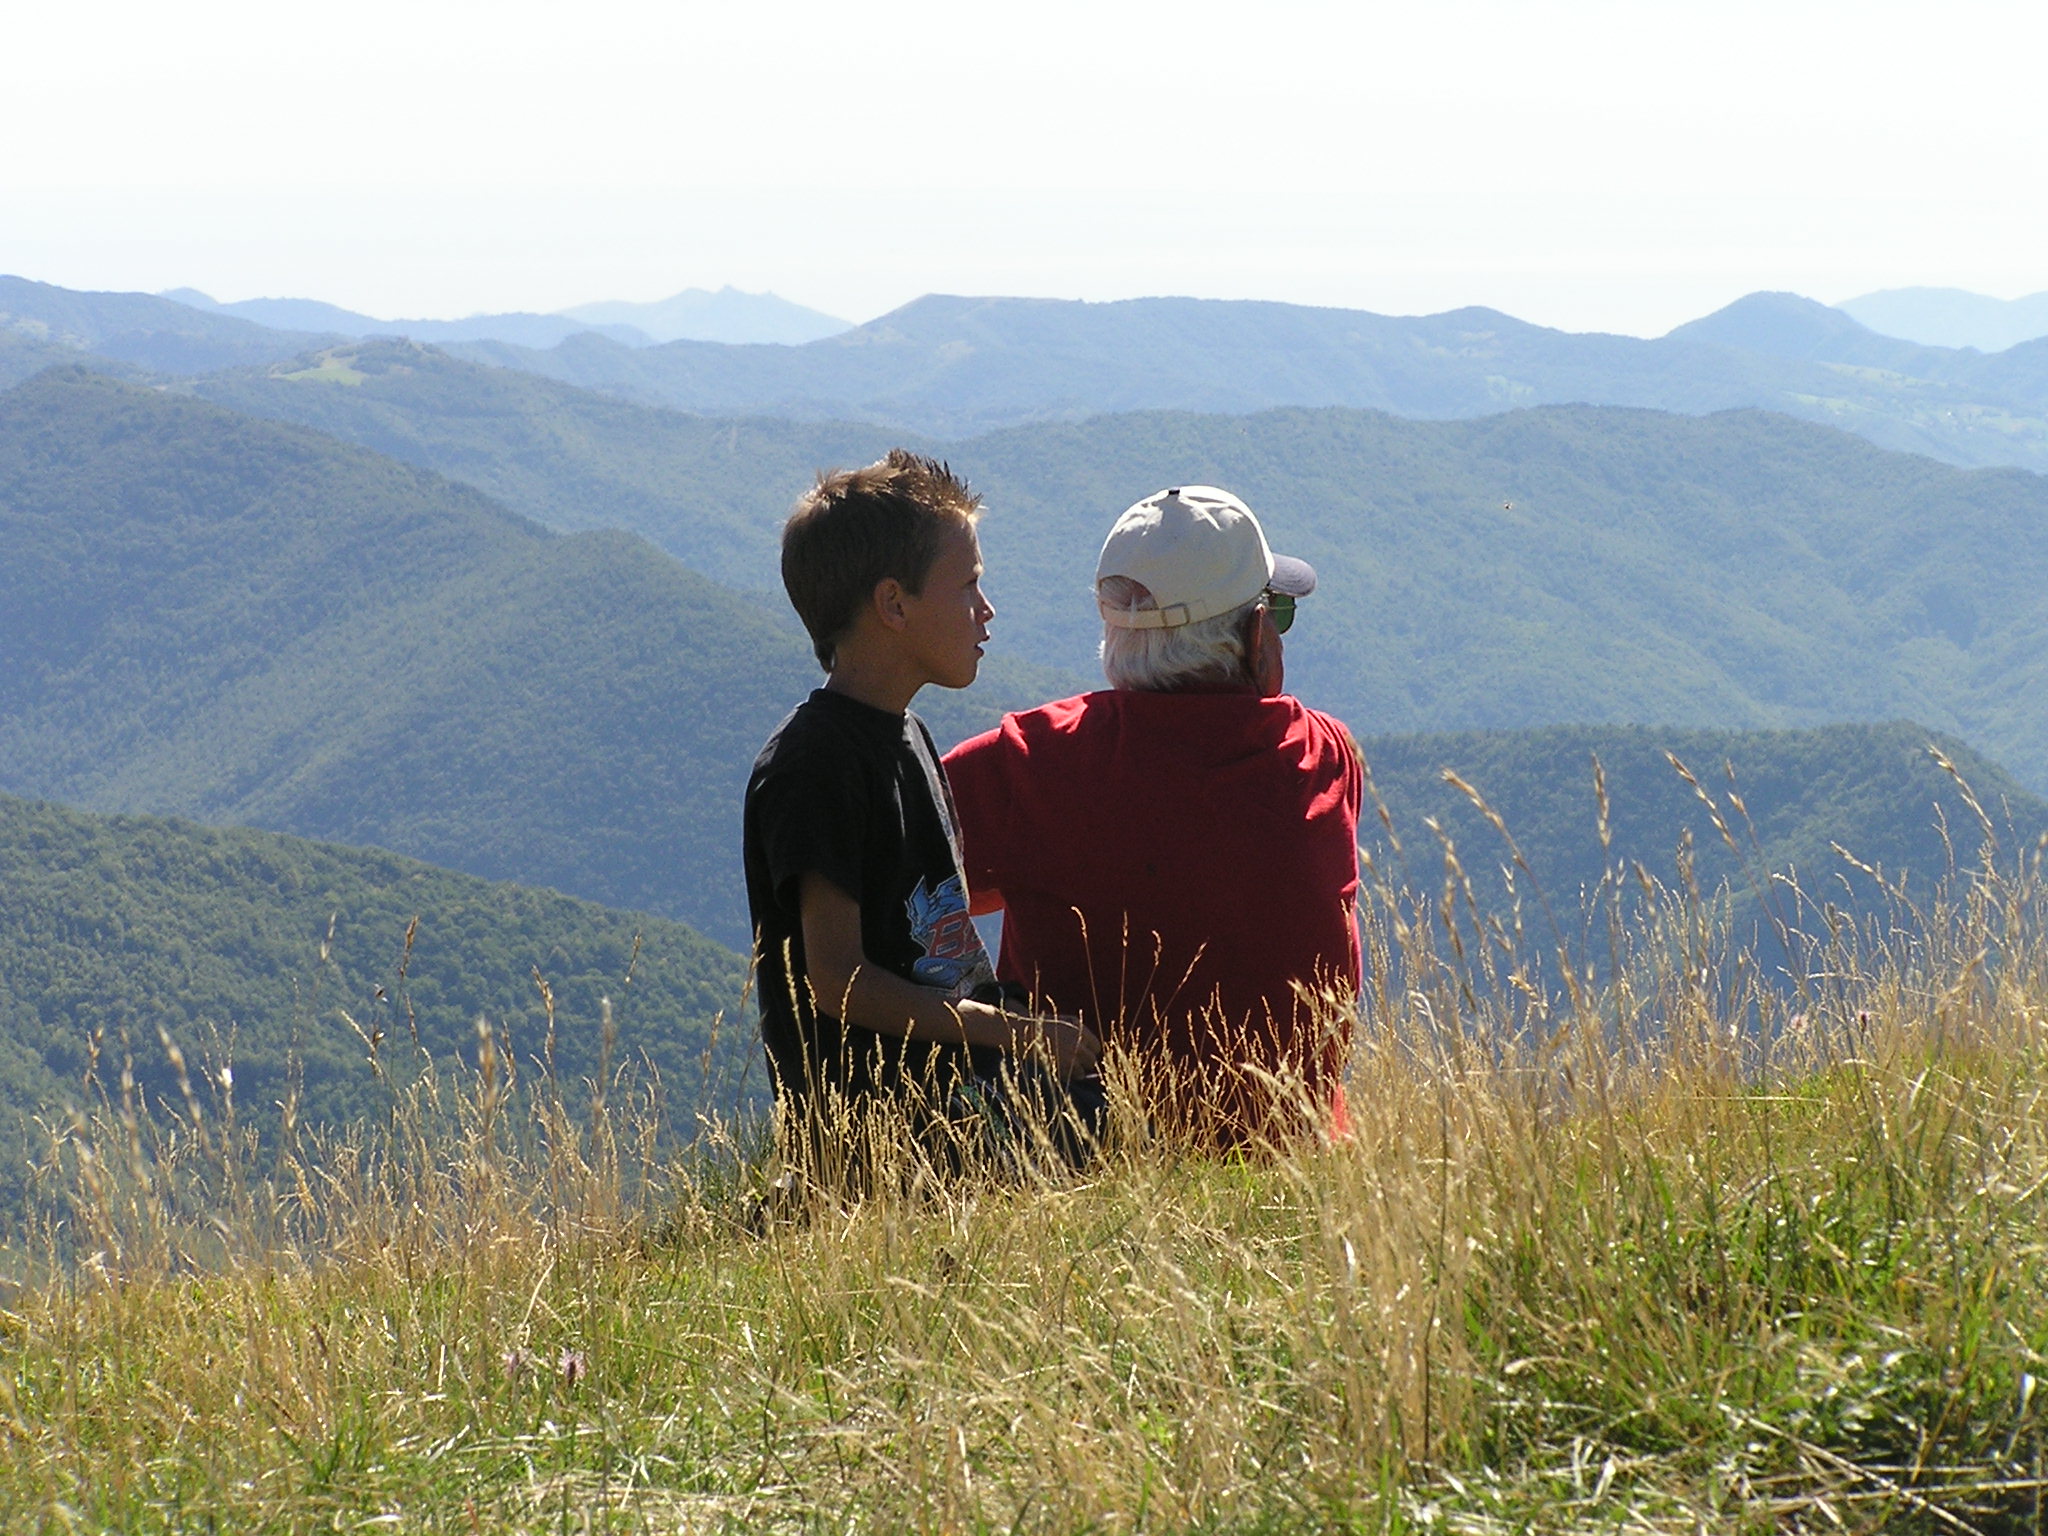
[1097,575,1259,692]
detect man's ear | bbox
[1245,606,1284,695]
[1243,606,1268,680]
[871,576,910,632]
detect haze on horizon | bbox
[5,0,2045,337]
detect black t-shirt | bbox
[742,688,995,1109]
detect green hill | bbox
[185,355,2048,793]
[1355,721,2048,919]
[0,370,1045,946]
[0,790,754,1204]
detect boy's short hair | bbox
[782,449,983,670]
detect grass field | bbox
[5,782,2046,1532]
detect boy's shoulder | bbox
[749,688,920,791]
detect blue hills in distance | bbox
[430,288,2048,472]
[12,271,2048,475]
[558,287,855,345]
[1836,287,2048,354]
[160,284,853,350]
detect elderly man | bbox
[943,486,1362,1146]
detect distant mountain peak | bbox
[1664,290,1942,369]
[1669,290,1861,347]
[556,288,851,346]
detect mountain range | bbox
[16,274,2048,477]
[7,366,2048,924]
[425,290,2048,476]
[187,342,2048,794]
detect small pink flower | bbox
[557,1348,588,1385]
[501,1347,530,1380]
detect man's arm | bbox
[939,729,1008,917]
[798,872,1099,1077]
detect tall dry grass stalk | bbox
[2,759,2046,1531]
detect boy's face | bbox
[898,521,994,690]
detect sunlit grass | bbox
[5,770,2047,1532]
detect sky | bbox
[5,0,2046,335]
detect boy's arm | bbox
[799,872,1099,1078]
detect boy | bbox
[742,450,1099,1173]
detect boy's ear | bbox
[871,576,910,632]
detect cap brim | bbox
[1268,553,1317,598]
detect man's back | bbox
[944,688,1361,1139]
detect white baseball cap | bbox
[1095,485,1317,629]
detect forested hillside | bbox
[190,352,2048,793]
[1356,720,2047,915]
[0,792,753,1205]
[0,370,1046,944]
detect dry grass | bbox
[3,776,2047,1533]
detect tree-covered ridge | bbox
[194,353,2048,791]
[0,369,1051,944]
[0,790,755,1203]
[1355,720,2048,916]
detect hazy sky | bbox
[6,0,2045,333]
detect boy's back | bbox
[741,448,1099,1157]
[743,686,994,1110]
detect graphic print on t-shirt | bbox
[906,874,995,994]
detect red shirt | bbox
[943,690,1362,1143]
